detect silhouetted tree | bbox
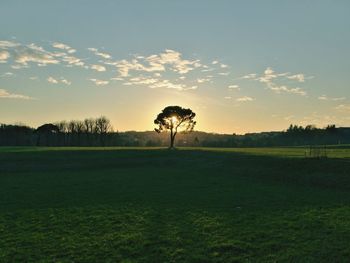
[36,123,59,146]
[95,116,113,146]
[154,106,196,148]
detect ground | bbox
[1,146,350,262]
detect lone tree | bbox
[154,106,196,148]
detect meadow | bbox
[1,146,350,262]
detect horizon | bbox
[1,1,350,134]
[2,118,347,136]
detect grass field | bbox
[1,146,350,262]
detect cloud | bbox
[0,50,10,62]
[147,49,201,74]
[123,76,197,91]
[14,44,60,66]
[335,104,350,112]
[1,72,14,77]
[0,40,19,48]
[0,88,33,99]
[115,59,162,77]
[218,72,230,76]
[241,73,257,79]
[0,40,86,69]
[91,64,106,72]
[62,55,85,67]
[257,67,278,83]
[212,60,219,65]
[87,47,112,59]
[61,78,71,85]
[236,96,254,102]
[47,76,70,85]
[110,77,124,81]
[318,95,346,101]
[114,49,202,77]
[201,68,215,72]
[287,74,305,82]
[224,96,232,99]
[284,115,295,121]
[149,79,197,91]
[89,78,109,86]
[47,76,58,84]
[127,77,159,85]
[228,85,240,90]
[52,42,76,54]
[269,85,307,96]
[197,78,211,83]
[0,41,227,93]
[241,67,309,96]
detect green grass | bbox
[1,147,350,262]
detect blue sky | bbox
[1,0,349,133]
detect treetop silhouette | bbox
[154,106,196,148]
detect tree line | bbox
[1,118,350,147]
[0,116,113,146]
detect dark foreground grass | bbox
[1,147,350,262]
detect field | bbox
[1,146,350,262]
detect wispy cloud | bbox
[113,49,202,77]
[47,76,58,84]
[318,95,346,101]
[0,40,225,92]
[123,76,197,91]
[47,76,71,85]
[197,77,212,83]
[241,67,310,96]
[0,72,14,77]
[149,79,197,91]
[89,78,109,86]
[287,74,305,82]
[14,44,60,66]
[91,64,106,72]
[284,115,295,121]
[335,104,350,112]
[52,42,76,54]
[269,86,307,96]
[0,50,10,63]
[87,48,112,59]
[62,55,85,67]
[218,72,230,76]
[241,73,257,79]
[61,78,71,85]
[236,96,254,102]
[0,88,33,100]
[0,40,19,48]
[228,84,240,91]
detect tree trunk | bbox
[170,135,175,148]
[170,129,174,148]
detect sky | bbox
[0,0,350,134]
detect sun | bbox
[171,116,178,124]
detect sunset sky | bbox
[1,1,349,134]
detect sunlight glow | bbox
[171,116,178,124]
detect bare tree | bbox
[95,116,113,146]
